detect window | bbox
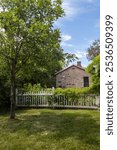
[83,77,89,87]
[58,85,62,88]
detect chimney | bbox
[77,61,81,67]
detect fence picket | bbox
[16,90,99,109]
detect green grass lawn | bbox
[0,109,100,150]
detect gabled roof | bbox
[55,65,85,75]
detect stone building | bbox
[55,61,90,88]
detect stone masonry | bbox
[55,61,90,88]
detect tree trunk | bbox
[10,61,16,119]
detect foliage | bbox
[86,55,100,94]
[0,0,64,118]
[63,53,79,67]
[23,83,42,92]
[18,83,55,93]
[19,52,79,87]
[55,87,91,95]
[87,39,100,61]
[54,87,99,102]
[22,83,52,92]
[0,109,100,150]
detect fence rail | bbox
[16,91,100,109]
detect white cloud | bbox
[75,51,87,59]
[54,0,97,27]
[61,34,72,42]
[61,0,98,20]
[62,0,85,20]
[61,34,73,47]
[62,2,77,19]
[61,42,73,47]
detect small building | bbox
[55,61,90,88]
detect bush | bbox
[20,83,53,93]
[55,87,94,95]
[23,83,42,92]
[54,87,99,101]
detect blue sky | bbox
[54,0,100,67]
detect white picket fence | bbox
[16,90,100,109]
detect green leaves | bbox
[0,0,64,61]
[64,53,79,67]
[0,0,65,88]
[86,55,100,94]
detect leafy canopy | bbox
[86,55,100,94]
[87,39,100,61]
[0,0,64,83]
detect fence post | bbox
[96,96,100,106]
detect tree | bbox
[0,0,64,119]
[86,55,100,94]
[87,39,100,61]
[16,46,65,88]
[63,53,79,67]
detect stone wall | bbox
[56,65,90,88]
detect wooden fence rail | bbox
[16,90,100,109]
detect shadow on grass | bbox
[3,110,100,147]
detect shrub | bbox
[55,87,93,95]
[54,87,99,101]
[23,83,42,92]
[20,83,53,93]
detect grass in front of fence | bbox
[0,109,100,150]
